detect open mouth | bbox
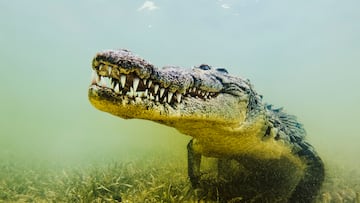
[90,63,219,106]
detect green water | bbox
[0,0,359,201]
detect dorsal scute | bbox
[265,104,306,144]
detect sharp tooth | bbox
[202,92,206,97]
[147,80,152,88]
[154,84,159,94]
[108,66,112,75]
[144,89,148,97]
[155,95,159,102]
[120,75,126,88]
[176,93,182,103]
[101,77,106,87]
[96,75,101,84]
[129,87,135,97]
[136,91,143,97]
[121,99,127,105]
[114,83,120,93]
[135,97,142,103]
[133,77,140,92]
[167,92,173,103]
[143,79,147,86]
[160,88,165,98]
[163,97,167,103]
[106,77,111,87]
[192,87,196,92]
[149,93,154,100]
[111,78,115,87]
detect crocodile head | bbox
[88,49,264,144]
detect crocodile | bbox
[88,49,324,202]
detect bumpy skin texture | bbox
[88,49,324,202]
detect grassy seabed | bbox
[0,154,359,203]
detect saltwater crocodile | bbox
[88,49,324,202]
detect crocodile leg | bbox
[217,158,232,181]
[187,139,202,187]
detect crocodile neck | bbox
[178,113,288,160]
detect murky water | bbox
[1,0,359,202]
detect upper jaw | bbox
[92,49,154,80]
[90,49,222,106]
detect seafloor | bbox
[0,153,359,203]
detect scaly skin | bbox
[88,49,324,202]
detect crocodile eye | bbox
[198,64,211,70]
[216,68,228,74]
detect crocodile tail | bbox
[265,105,324,202]
[289,142,325,203]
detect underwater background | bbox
[1,0,359,202]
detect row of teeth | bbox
[91,71,216,104]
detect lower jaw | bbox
[88,85,175,120]
[88,85,238,128]
[88,84,184,107]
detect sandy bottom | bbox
[0,153,359,203]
